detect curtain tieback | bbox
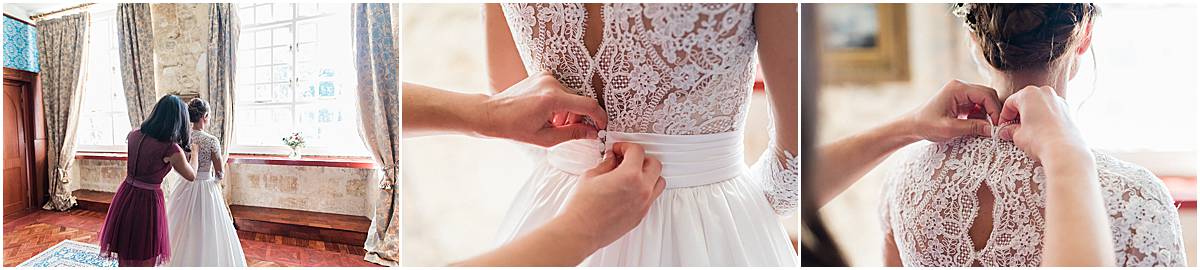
[55,168,71,183]
[378,164,396,190]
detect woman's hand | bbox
[477,72,609,147]
[813,79,1003,206]
[997,85,1114,266]
[903,80,1003,142]
[452,142,664,266]
[561,142,665,249]
[996,86,1088,160]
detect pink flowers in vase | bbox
[282,132,306,159]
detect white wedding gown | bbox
[881,134,1186,266]
[495,3,797,266]
[164,130,247,266]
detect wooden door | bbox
[3,74,33,220]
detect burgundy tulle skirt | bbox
[98,180,171,266]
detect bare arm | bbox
[454,143,664,266]
[166,149,198,182]
[454,213,596,266]
[814,80,1001,207]
[211,149,225,179]
[1040,147,1110,266]
[998,86,1114,266]
[883,230,902,266]
[402,77,607,147]
[755,3,797,155]
[815,121,917,207]
[402,82,490,137]
[484,3,527,93]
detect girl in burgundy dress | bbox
[98,95,198,266]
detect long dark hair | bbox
[140,95,192,152]
[801,3,848,267]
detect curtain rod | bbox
[29,3,95,21]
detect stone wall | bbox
[150,3,210,97]
[71,158,372,217]
[227,163,372,217]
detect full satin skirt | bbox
[163,174,247,266]
[495,132,797,266]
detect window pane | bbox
[272,27,292,45]
[272,47,291,65]
[76,8,130,149]
[233,3,366,156]
[255,29,271,48]
[239,7,254,25]
[255,49,270,65]
[274,3,294,21]
[255,5,272,24]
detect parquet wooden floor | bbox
[3,209,378,267]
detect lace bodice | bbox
[501,3,758,135]
[189,130,222,179]
[881,136,1186,266]
[500,3,796,216]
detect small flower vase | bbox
[288,147,302,159]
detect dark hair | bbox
[188,98,210,123]
[955,3,1098,71]
[800,4,848,267]
[140,95,192,152]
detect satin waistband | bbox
[195,172,217,182]
[124,178,161,191]
[547,131,746,189]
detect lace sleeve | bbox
[207,135,223,180]
[1099,157,1187,266]
[752,143,797,217]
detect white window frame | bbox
[74,5,127,153]
[231,3,369,157]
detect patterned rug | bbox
[17,240,116,267]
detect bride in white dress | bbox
[485,3,798,266]
[164,98,247,266]
[880,4,1185,266]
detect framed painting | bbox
[819,3,909,84]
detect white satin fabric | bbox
[496,131,797,266]
[164,172,247,267]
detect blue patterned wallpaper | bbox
[4,16,39,72]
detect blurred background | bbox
[813,3,1197,266]
[402,4,797,266]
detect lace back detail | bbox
[881,137,1186,266]
[501,3,758,135]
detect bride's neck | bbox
[191,123,203,131]
[989,70,1069,100]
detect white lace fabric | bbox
[881,136,1186,266]
[501,3,758,135]
[190,130,222,179]
[501,3,796,215]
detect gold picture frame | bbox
[819,3,909,84]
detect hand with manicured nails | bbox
[478,72,609,147]
[996,85,1088,160]
[903,80,1004,142]
[560,142,665,250]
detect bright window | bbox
[234,3,368,157]
[1067,3,1196,174]
[76,5,129,152]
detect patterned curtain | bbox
[352,3,399,267]
[37,13,90,211]
[117,3,158,126]
[206,2,240,222]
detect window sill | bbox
[74,152,377,169]
[1160,176,1196,210]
